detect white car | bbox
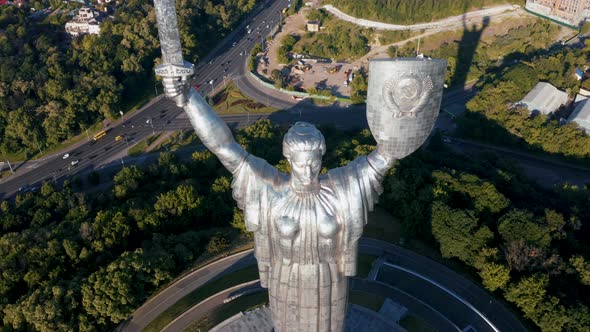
[62,153,70,159]
[71,160,79,166]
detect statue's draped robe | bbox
[231,154,383,332]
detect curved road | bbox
[123,238,527,332]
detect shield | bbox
[366,58,446,159]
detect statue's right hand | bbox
[162,76,188,107]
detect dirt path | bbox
[322,4,520,31]
[348,9,530,68]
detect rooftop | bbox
[568,99,590,132]
[520,82,568,115]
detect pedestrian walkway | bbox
[322,4,520,31]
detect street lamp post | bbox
[1,152,14,174]
[148,118,155,135]
[154,81,163,97]
[34,140,43,155]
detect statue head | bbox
[283,122,325,190]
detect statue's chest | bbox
[271,188,341,242]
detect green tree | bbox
[570,256,590,285]
[431,202,493,264]
[113,166,145,198]
[498,209,552,249]
[81,249,174,325]
[478,262,510,291]
[151,184,203,231]
[89,211,130,252]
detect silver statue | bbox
[152,2,445,330]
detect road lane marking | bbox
[382,262,501,332]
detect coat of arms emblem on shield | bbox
[382,73,434,118]
[366,58,447,159]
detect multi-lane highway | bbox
[0,0,293,198]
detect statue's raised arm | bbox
[153,0,246,173]
[166,82,248,173]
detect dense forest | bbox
[383,135,590,331]
[0,121,282,331]
[326,0,515,25]
[0,120,589,331]
[458,43,590,160]
[0,0,257,158]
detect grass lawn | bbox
[0,169,12,180]
[212,83,278,114]
[183,291,269,332]
[128,133,161,156]
[153,130,201,152]
[143,266,260,332]
[356,254,377,279]
[349,290,385,312]
[399,314,438,332]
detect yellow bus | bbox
[93,130,107,141]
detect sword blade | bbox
[154,0,184,66]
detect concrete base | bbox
[211,304,408,332]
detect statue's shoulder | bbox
[325,156,370,178]
[240,154,288,185]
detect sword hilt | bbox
[153,0,194,107]
[155,62,194,107]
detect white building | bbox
[568,99,590,132]
[525,0,590,28]
[519,82,569,115]
[65,7,101,36]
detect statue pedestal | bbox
[210,304,408,332]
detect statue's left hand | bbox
[162,76,189,107]
[368,144,397,174]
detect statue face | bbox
[288,150,322,186]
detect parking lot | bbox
[257,8,358,98]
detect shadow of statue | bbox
[450,14,490,89]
